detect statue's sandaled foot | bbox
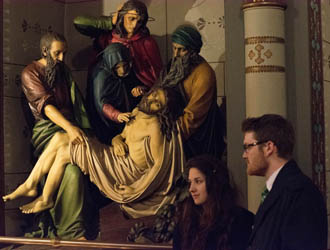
[20,196,54,214]
[2,183,37,202]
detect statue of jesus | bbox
[3,87,185,218]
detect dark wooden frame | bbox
[0,0,5,237]
[0,0,326,244]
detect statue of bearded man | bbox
[158,25,226,160]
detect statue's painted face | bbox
[123,10,141,37]
[46,40,67,63]
[172,42,188,58]
[138,88,166,114]
[43,40,67,87]
[146,88,166,113]
[114,61,130,78]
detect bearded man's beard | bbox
[44,53,65,88]
[160,51,203,87]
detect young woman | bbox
[173,155,254,250]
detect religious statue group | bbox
[3,0,226,242]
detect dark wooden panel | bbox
[100,203,157,244]
[0,0,5,238]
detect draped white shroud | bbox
[70,125,185,218]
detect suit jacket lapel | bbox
[249,185,282,241]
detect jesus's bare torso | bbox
[121,108,163,168]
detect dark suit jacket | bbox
[248,160,327,250]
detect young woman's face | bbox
[188,167,208,205]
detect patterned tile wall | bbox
[3,0,65,236]
[64,0,103,71]
[321,0,330,247]
[65,0,116,95]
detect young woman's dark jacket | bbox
[173,206,254,250]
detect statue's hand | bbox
[112,138,128,156]
[131,86,148,97]
[112,2,125,25]
[117,112,131,123]
[67,125,85,145]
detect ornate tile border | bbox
[308,0,326,197]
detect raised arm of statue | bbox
[73,15,113,38]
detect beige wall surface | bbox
[285,0,312,178]
[224,0,250,208]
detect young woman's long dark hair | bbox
[177,155,239,250]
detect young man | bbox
[158,25,226,159]
[242,114,327,250]
[10,32,95,240]
[4,87,185,219]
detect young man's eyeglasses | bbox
[243,140,268,152]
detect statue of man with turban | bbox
[158,25,226,159]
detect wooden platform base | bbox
[99,203,157,243]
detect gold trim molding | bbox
[246,65,285,73]
[242,0,287,10]
[245,36,285,45]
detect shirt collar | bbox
[266,165,284,191]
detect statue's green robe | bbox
[21,61,96,239]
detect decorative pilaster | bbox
[242,0,287,213]
[308,0,325,197]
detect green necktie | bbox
[261,187,269,203]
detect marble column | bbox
[242,0,287,213]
